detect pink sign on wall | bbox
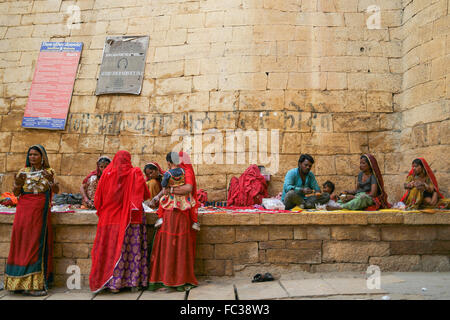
[22,42,83,130]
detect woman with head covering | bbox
[143,162,165,208]
[327,154,390,211]
[148,151,199,292]
[89,150,151,293]
[80,156,111,209]
[4,145,59,296]
[401,158,444,209]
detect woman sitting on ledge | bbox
[401,158,444,209]
[80,156,111,209]
[327,154,390,211]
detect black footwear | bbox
[263,273,274,282]
[252,274,263,283]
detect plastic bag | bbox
[262,198,285,210]
[392,202,406,210]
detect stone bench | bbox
[1,210,449,288]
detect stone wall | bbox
[392,0,449,201]
[1,211,450,288]
[1,1,447,203]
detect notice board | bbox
[95,36,149,95]
[22,42,82,130]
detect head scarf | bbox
[90,150,149,292]
[401,158,444,202]
[362,154,391,209]
[26,144,50,169]
[83,156,112,185]
[144,162,165,181]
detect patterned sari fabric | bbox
[149,151,198,291]
[4,145,54,291]
[339,154,390,211]
[401,158,444,209]
[89,151,150,292]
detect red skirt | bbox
[5,192,53,290]
[149,208,198,288]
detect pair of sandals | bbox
[252,273,274,283]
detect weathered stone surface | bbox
[215,242,259,263]
[197,226,235,244]
[266,248,321,264]
[381,226,437,241]
[322,241,390,263]
[421,255,450,272]
[369,255,422,271]
[331,226,380,241]
[268,226,294,240]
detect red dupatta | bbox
[82,156,111,184]
[178,151,199,222]
[364,154,391,210]
[400,158,444,202]
[89,151,150,292]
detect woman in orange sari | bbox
[89,150,150,293]
[148,151,199,292]
[4,145,59,296]
[401,158,444,209]
[143,162,164,209]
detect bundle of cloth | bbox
[0,192,18,207]
[52,193,83,205]
[227,165,268,206]
[196,189,208,206]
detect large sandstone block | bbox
[265,248,321,264]
[331,226,380,241]
[368,255,421,271]
[421,255,450,272]
[54,226,97,243]
[215,242,259,263]
[197,226,235,244]
[268,226,294,240]
[381,226,438,241]
[323,241,390,263]
[236,226,268,242]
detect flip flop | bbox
[263,273,274,282]
[251,274,263,283]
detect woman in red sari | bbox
[4,145,59,296]
[148,151,199,292]
[89,150,150,293]
[401,158,444,209]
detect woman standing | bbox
[401,158,444,209]
[80,156,111,209]
[148,151,199,292]
[4,145,59,296]
[89,150,150,293]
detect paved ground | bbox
[1,272,449,300]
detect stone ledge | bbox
[0,210,449,226]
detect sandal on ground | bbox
[252,273,274,283]
[252,274,263,283]
[109,289,120,294]
[263,273,274,282]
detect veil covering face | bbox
[89,150,150,292]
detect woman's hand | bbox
[149,197,159,209]
[14,172,26,187]
[42,170,54,184]
[302,187,313,195]
[343,195,355,202]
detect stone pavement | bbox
[1,272,450,300]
